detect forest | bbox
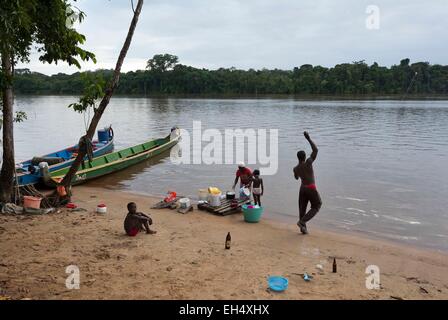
[13,55,448,96]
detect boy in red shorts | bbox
[124,202,156,236]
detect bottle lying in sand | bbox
[332,258,337,273]
[225,232,231,249]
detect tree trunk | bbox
[0,51,15,203]
[61,0,144,187]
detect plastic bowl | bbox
[268,276,288,292]
[242,204,264,223]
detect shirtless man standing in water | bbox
[293,131,322,234]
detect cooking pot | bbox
[226,191,235,200]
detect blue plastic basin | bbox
[268,276,288,292]
[242,204,264,223]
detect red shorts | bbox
[305,184,317,190]
[127,227,139,237]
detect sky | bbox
[17,0,448,75]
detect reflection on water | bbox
[14,96,448,251]
[88,150,169,190]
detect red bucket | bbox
[23,196,42,209]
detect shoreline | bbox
[100,186,448,255]
[15,93,448,100]
[1,186,447,300]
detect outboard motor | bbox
[170,126,180,141]
[39,162,51,184]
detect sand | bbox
[0,186,447,300]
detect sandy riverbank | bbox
[0,186,447,300]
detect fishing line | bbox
[83,105,91,134]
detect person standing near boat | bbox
[293,132,322,234]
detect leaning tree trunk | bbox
[0,51,15,203]
[61,0,144,187]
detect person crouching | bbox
[124,202,156,236]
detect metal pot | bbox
[226,191,235,200]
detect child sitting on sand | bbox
[124,202,156,236]
[251,169,264,206]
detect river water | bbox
[14,96,448,251]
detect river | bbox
[14,95,448,251]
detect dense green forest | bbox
[13,54,448,95]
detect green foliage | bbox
[12,57,448,96]
[146,54,179,73]
[0,107,27,128]
[0,86,27,126]
[13,110,27,122]
[1,0,97,124]
[0,0,95,66]
[68,72,105,113]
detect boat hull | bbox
[16,127,114,187]
[44,131,180,186]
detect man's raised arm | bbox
[304,131,318,161]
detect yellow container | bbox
[208,187,221,195]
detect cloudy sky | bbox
[18,0,448,75]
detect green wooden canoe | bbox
[42,129,181,186]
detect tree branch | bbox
[61,0,144,187]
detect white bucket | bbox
[208,193,222,207]
[198,189,208,201]
[96,205,107,214]
[179,198,191,209]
